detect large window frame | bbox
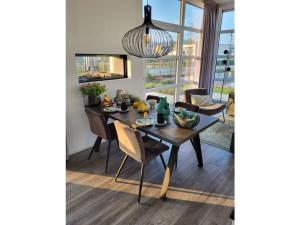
[143,0,204,103]
[211,3,235,102]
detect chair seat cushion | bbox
[199,103,224,110]
[198,103,226,115]
[142,136,169,162]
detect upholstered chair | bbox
[185,88,226,122]
[85,108,118,173]
[175,101,199,113]
[113,120,169,203]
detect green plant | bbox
[80,82,107,97]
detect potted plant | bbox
[80,82,107,106]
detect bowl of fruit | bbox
[173,110,200,129]
[133,100,149,113]
[137,101,149,113]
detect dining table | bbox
[86,104,219,200]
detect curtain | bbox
[199,0,218,94]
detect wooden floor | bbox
[66,139,234,225]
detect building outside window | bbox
[143,0,204,104]
[212,9,235,102]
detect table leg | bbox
[160,145,179,200]
[190,135,203,167]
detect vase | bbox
[87,96,101,107]
[156,97,170,120]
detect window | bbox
[76,54,128,83]
[212,9,234,102]
[143,0,204,104]
[145,58,177,89]
[184,3,203,29]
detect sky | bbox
[142,0,234,31]
[142,0,234,49]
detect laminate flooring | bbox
[66,139,234,225]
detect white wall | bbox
[66,0,144,155]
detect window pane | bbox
[179,82,198,102]
[181,59,201,82]
[146,87,175,104]
[211,82,234,102]
[184,3,203,29]
[221,10,234,30]
[143,0,180,25]
[182,31,201,56]
[145,59,177,89]
[218,33,234,55]
[168,32,178,56]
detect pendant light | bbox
[122,2,174,58]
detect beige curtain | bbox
[199,0,218,94]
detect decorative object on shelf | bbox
[173,110,200,129]
[122,2,174,58]
[220,50,231,103]
[80,82,106,107]
[156,97,170,120]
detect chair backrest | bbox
[175,101,199,113]
[185,88,208,103]
[114,120,145,163]
[85,108,109,139]
[146,95,160,103]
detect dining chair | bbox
[175,101,199,113]
[174,102,200,169]
[85,108,118,173]
[146,95,160,103]
[113,120,169,203]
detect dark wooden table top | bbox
[86,105,219,147]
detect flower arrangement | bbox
[80,82,107,97]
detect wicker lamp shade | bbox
[122,5,174,58]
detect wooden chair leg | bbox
[159,154,166,170]
[138,163,145,203]
[105,141,111,173]
[114,154,128,182]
